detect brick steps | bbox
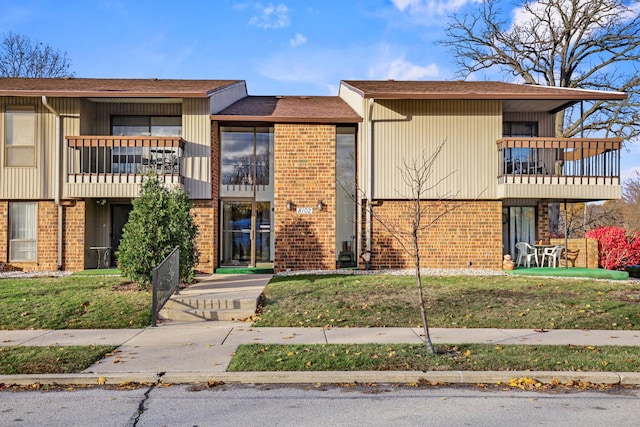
[159,295,260,322]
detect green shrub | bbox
[117,173,199,287]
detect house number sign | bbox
[296,207,314,214]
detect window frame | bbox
[4,106,36,167]
[9,201,38,262]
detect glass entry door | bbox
[221,201,272,267]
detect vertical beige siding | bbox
[0,97,79,199]
[371,99,501,200]
[338,83,365,117]
[182,98,212,199]
[209,82,248,114]
[503,111,555,137]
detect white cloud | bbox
[391,0,477,16]
[290,33,307,47]
[368,45,440,80]
[257,43,443,95]
[371,56,439,80]
[249,3,290,29]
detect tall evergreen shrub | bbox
[117,174,199,287]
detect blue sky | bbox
[1,0,639,179]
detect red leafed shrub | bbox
[585,227,640,270]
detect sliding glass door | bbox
[220,201,272,267]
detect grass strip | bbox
[254,274,640,330]
[0,276,150,329]
[71,268,122,276]
[228,343,640,372]
[0,345,117,375]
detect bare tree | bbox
[557,201,625,237]
[0,32,73,78]
[441,0,640,233]
[442,0,639,140]
[364,142,458,354]
[621,171,640,232]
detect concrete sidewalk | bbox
[2,323,640,386]
[1,274,639,386]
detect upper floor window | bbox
[503,122,538,137]
[502,121,539,174]
[111,116,181,174]
[5,106,35,167]
[220,126,273,186]
[111,116,181,136]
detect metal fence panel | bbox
[151,246,180,327]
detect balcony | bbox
[65,136,185,198]
[496,137,622,200]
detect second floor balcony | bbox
[497,137,622,200]
[65,136,185,198]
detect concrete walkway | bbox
[1,274,640,386]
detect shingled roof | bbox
[341,80,627,101]
[0,77,244,98]
[211,96,362,123]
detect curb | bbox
[2,371,639,387]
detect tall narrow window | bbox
[5,107,36,167]
[9,202,37,261]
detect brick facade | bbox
[0,201,7,264]
[273,124,336,272]
[0,201,85,272]
[537,201,549,241]
[368,200,503,270]
[63,201,86,271]
[550,238,599,269]
[192,200,216,273]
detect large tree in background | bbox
[0,32,73,77]
[441,0,640,233]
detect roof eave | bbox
[0,90,211,98]
[210,115,362,123]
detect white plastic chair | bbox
[515,242,538,268]
[542,245,563,268]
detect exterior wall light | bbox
[286,200,294,211]
[317,200,326,211]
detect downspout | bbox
[366,98,375,253]
[42,96,63,270]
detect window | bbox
[220,126,273,187]
[111,116,181,136]
[5,106,35,167]
[111,116,181,173]
[9,202,37,261]
[503,121,539,174]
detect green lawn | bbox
[253,274,640,330]
[0,345,117,375]
[0,275,151,329]
[229,343,640,373]
[232,274,640,373]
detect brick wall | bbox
[36,201,59,271]
[63,201,86,271]
[274,124,336,272]
[537,201,549,241]
[369,200,503,270]
[192,199,215,273]
[550,238,599,269]
[0,201,7,263]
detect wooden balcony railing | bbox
[66,136,185,184]
[497,137,622,185]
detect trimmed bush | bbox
[117,173,199,286]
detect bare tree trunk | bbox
[412,199,435,354]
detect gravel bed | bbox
[276,268,508,277]
[0,270,72,280]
